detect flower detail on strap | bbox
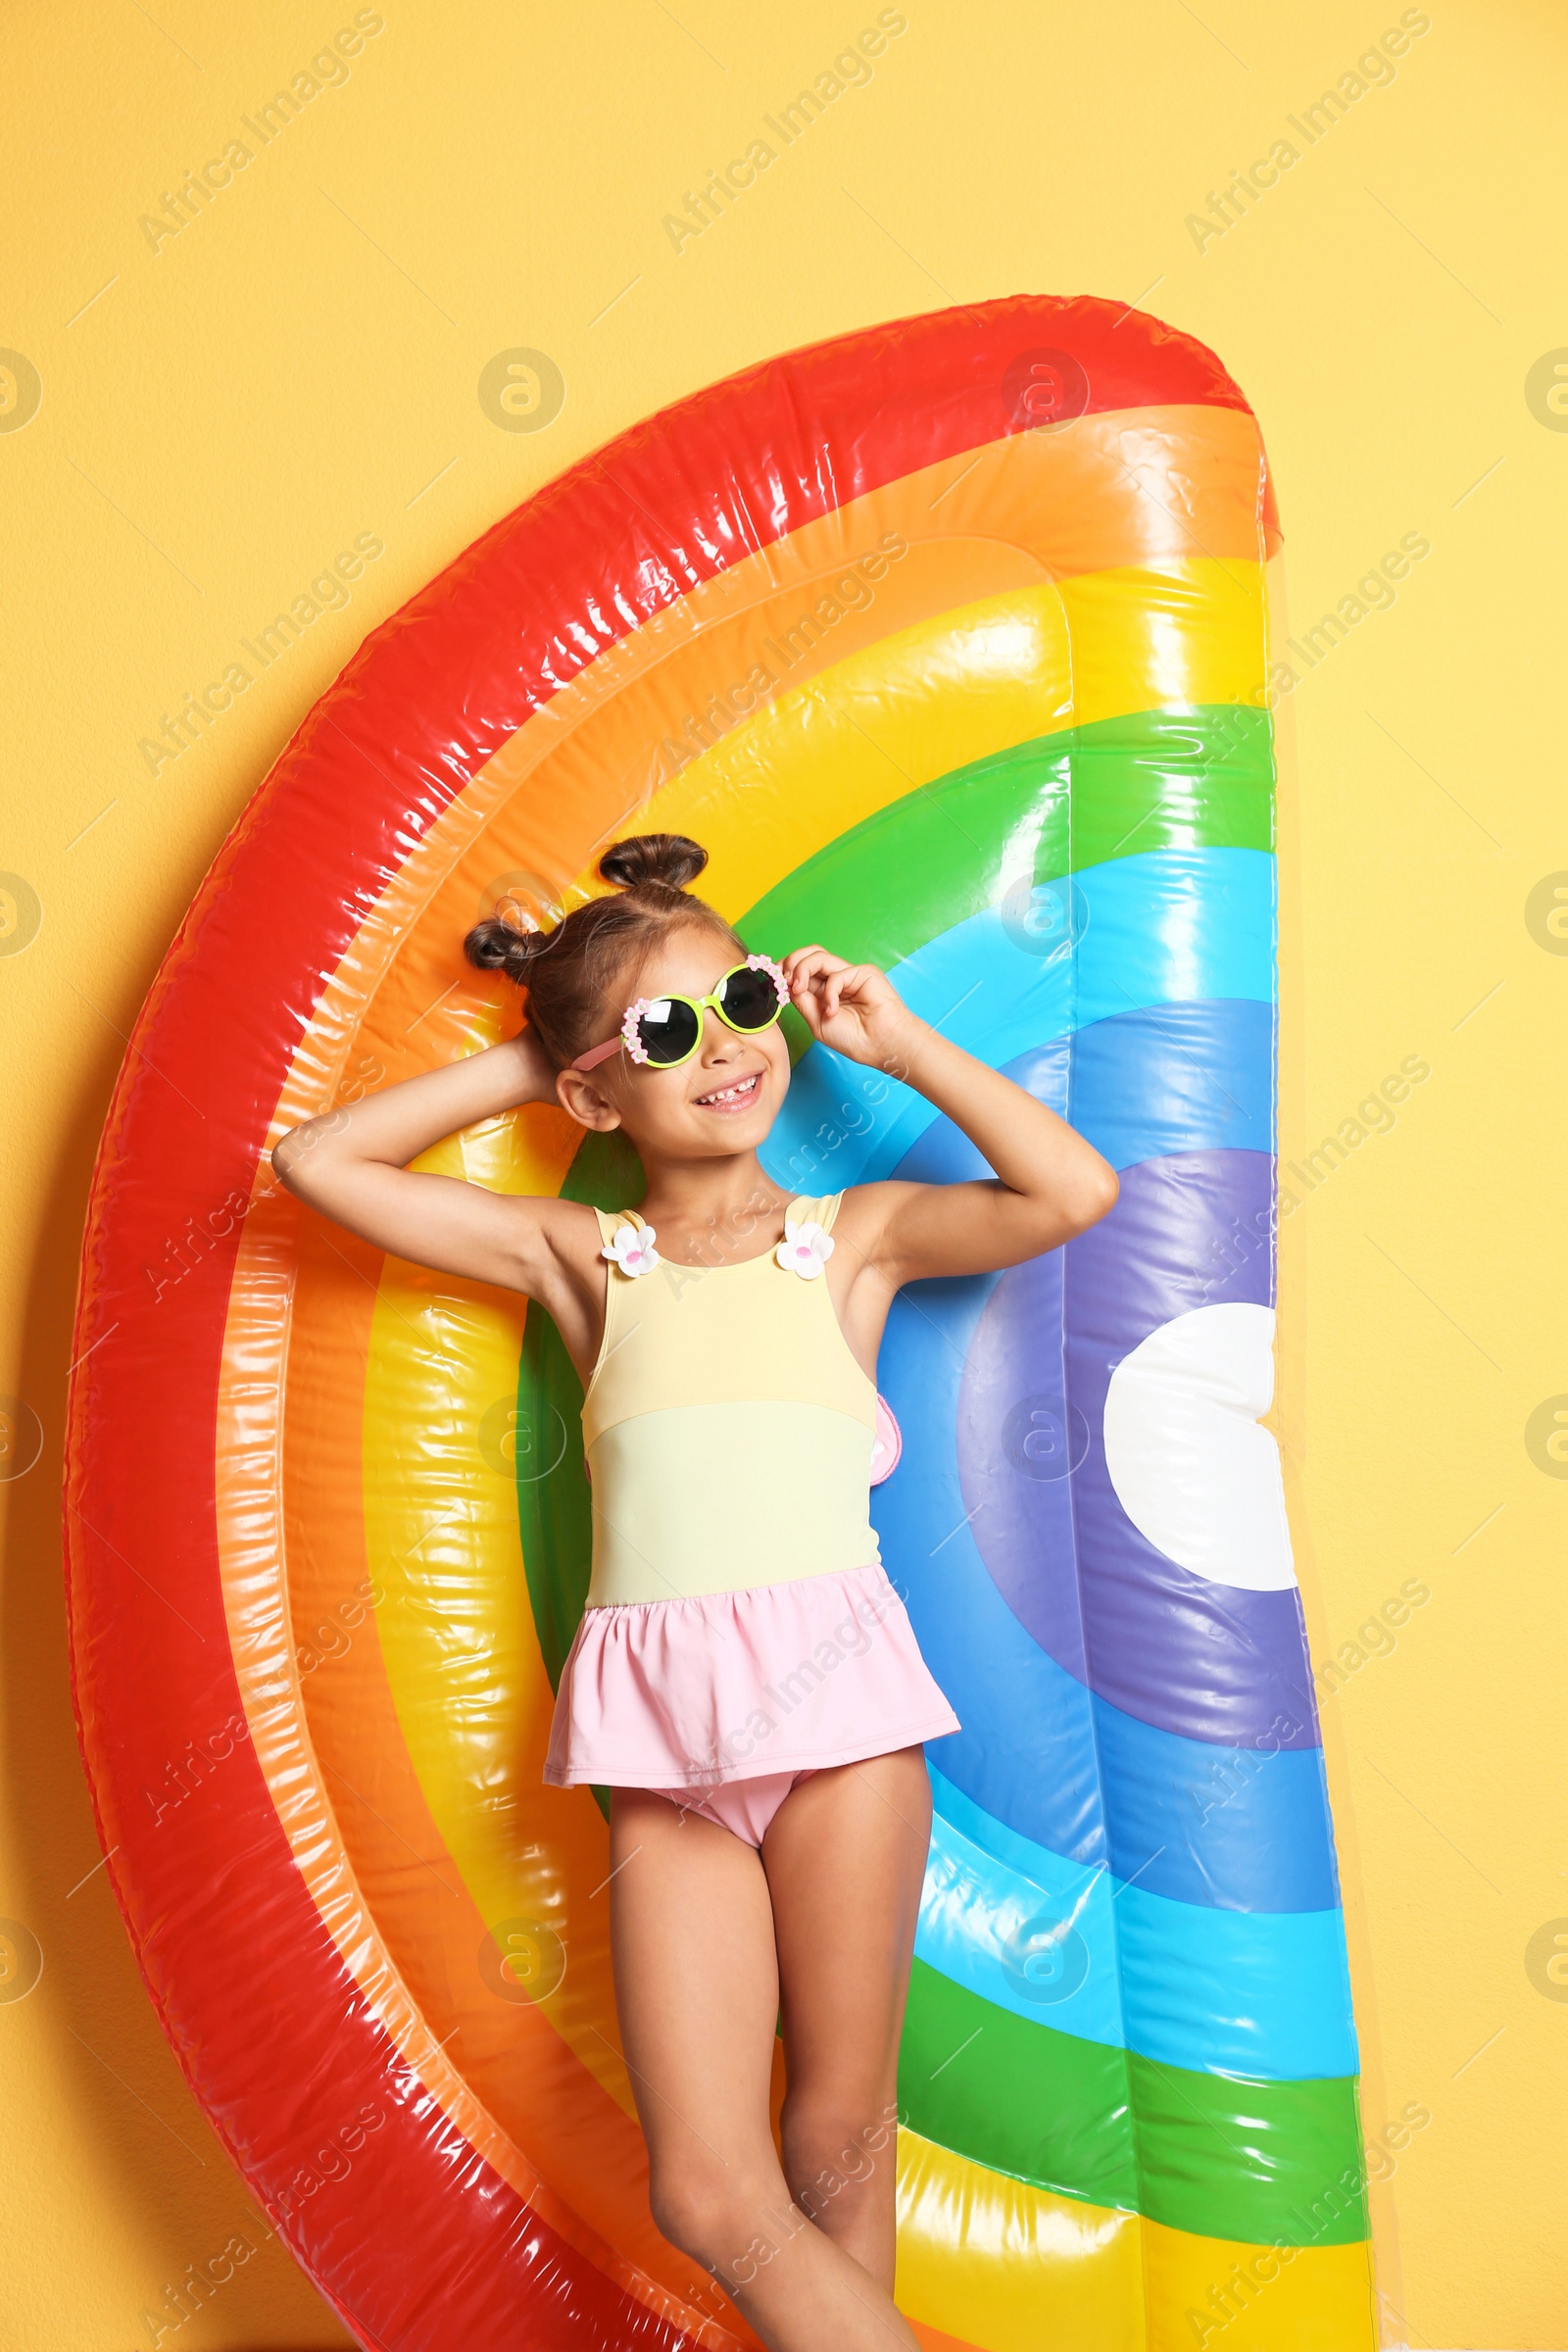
[620,999,655,1065]
[775,1218,834,1279]
[603,1222,659,1277]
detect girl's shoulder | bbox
[828,1179,929,1271]
[598,1195,845,1267]
[788,1191,842,1232]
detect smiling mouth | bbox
[695,1070,762,1109]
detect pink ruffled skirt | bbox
[544,1560,960,1790]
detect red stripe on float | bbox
[64,294,1268,2349]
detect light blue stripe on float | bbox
[921,1771,1359,2082]
[878,1270,1342,1913]
[762,847,1275,1194]
[855,999,1275,1184]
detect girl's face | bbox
[554,921,793,1158]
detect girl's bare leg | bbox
[608,1787,920,2351]
[761,1748,932,2290]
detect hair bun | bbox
[598,833,708,893]
[463,833,733,1065]
[463,910,552,983]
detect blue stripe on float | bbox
[1075,997,1273,1167]
[878,1270,1340,1914]
[802,998,1275,1191]
[919,1796,1129,2055]
[760,838,1339,1910]
[762,847,1274,1194]
[922,1771,1359,2081]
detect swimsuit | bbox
[544,1192,960,1843]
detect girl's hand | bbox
[782,946,923,1070]
[270,1019,592,1305]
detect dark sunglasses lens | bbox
[717,967,782,1030]
[637,997,701,1065]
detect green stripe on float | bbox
[515,1130,646,1785]
[899,1960,1368,2248]
[515,1302,593,1695]
[520,706,1276,1808]
[737,703,1275,1019]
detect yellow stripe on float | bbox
[1138,2206,1377,2350]
[895,2128,1377,2352]
[362,1112,640,2127]
[896,2126,1144,2349]
[566,561,1267,924]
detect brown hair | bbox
[464,833,741,1070]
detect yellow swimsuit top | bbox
[580,1192,882,1608]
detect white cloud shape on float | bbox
[1102,1301,1297,1592]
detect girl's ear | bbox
[554,1067,623,1133]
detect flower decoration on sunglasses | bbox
[744,952,791,996]
[619,997,657,1065]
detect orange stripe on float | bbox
[576,562,1265,926]
[449,399,1269,924]
[281,1213,750,2341]
[279,403,1268,1118]
[220,1222,755,2344]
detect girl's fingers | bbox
[794,979,825,1030]
[784,946,885,1036]
[786,944,846,982]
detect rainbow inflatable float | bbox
[66,295,1378,2349]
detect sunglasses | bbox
[570,954,790,1073]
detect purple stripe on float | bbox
[955,1151,1321,1749]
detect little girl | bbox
[273,831,1118,2351]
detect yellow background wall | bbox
[4,3,1564,2345]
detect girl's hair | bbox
[464,833,741,1070]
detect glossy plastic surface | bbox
[65,295,1376,2349]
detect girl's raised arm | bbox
[270,1026,590,1297]
[781,944,1119,1287]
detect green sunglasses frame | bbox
[569,953,791,1073]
